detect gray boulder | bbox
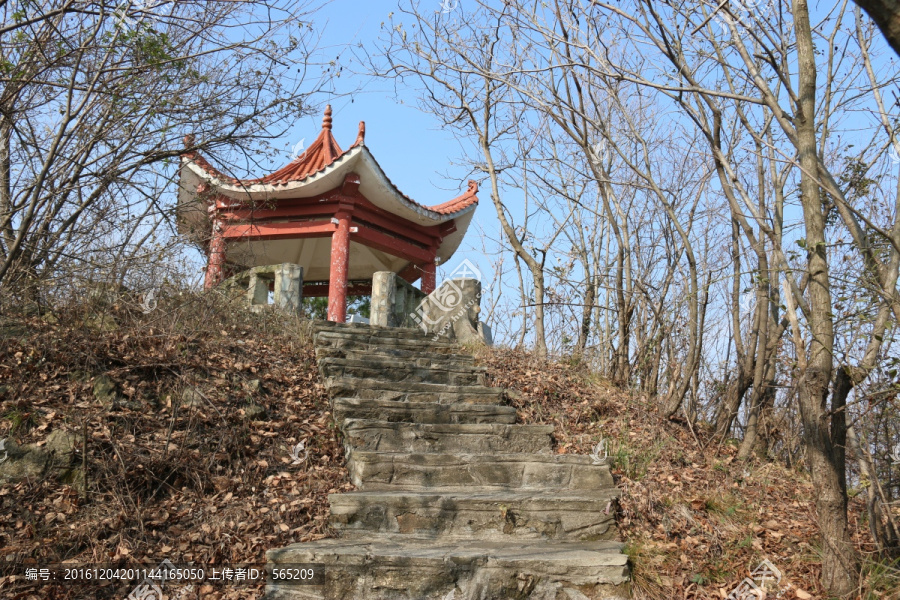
[0,429,82,484]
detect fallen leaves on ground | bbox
[480,347,896,600]
[2,300,895,600]
[0,297,350,599]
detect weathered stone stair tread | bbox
[329,489,619,541]
[267,537,628,599]
[342,419,553,453]
[314,325,460,348]
[325,376,503,400]
[312,321,444,338]
[333,389,505,406]
[332,398,517,424]
[348,451,613,491]
[330,489,619,505]
[316,345,476,365]
[314,336,460,355]
[319,357,485,386]
[316,333,457,350]
[320,355,486,373]
[267,535,628,573]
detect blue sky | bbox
[183,0,899,347]
[271,0,497,280]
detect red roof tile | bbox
[429,180,479,215]
[257,106,345,184]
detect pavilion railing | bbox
[369,271,426,328]
[222,263,303,315]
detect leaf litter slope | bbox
[479,347,895,600]
[0,301,894,599]
[0,297,351,599]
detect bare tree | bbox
[582,0,900,591]
[382,0,900,594]
[373,6,553,356]
[0,0,329,304]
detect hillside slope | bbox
[0,298,351,599]
[0,300,895,599]
[480,347,897,600]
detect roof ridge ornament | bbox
[322,105,333,130]
[353,121,366,147]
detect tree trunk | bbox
[532,267,548,357]
[852,0,900,56]
[848,425,900,555]
[792,1,858,592]
[0,111,12,258]
[577,273,595,354]
[612,252,633,385]
[480,122,547,357]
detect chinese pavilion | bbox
[177,106,479,322]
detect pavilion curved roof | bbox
[178,106,479,225]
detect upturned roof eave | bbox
[180,146,478,226]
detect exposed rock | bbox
[0,429,83,484]
[181,387,205,408]
[244,403,267,421]
[0,438,42,482]
[84,313,118,332]
[45,429,80,457]
[92,375,119,408]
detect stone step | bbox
[315,345,477,368]
[332,398,517,425]
[318,357,485,387]
[312,321,436,340]
[328,490,619,542]
[314,336,460,357]
[325,376,504,404]
[341,419,553,454]
[347,451,614,491]
[271,321,632,599]
[313,324,459,351]
[265,536,629,600]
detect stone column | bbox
[204,222,226,289]
[370,271,396,327]
[247,272,268,306]
[327,212,351,322]
[274,263,303,315]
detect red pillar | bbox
[422,261,436,295]
[204,222,226,289]
[327,212,351,322]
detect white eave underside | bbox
[179,145,476,227]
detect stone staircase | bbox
[266,322,630,600]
